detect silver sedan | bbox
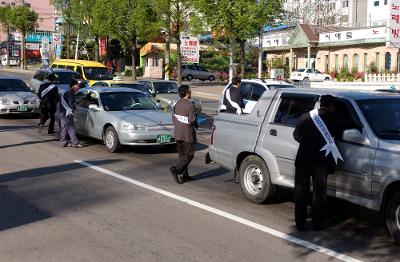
[0,76,40,115]
[74,87,175,152]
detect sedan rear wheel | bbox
[104,126,121,153]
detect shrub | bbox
[354,71,365,80]
[124,69,132,77]
[215,71,229,81]
[367,62,379,74]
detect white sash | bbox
[174,114,189,124]
[41,84,56,98]
[61,91,74,117]
[310,109,343,164]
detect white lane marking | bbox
[74,160,363,262]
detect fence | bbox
[365,73,400,82]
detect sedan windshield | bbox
[100,92,158,111]
[84,67,113,80]
[112,84,151,95]
[358,98,400,140]
[153,82,178,94]
[0,79,30,92]
[54,72,80,84]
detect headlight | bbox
[0,98,10,105]
[124,124,147,131]
[30,98,40,104]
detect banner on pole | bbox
[99,36,108,57]
[180,35,199,64]
[389,1,400,48]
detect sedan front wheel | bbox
[104,126,122,153]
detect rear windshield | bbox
[153,82,178,94]
[0,79,30,92]
[295,69,305,72]
[54,72,80,84]
[83,67,113,80]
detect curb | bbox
[192,91,221,100]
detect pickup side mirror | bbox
[152,92,157,98]
[88,104,101,111]
[342,129,370,146]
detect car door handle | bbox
[270,129,277,136]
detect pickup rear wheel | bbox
[386,191,400,245]
[239,155,276,204]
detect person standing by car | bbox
[57,80,82,148]
[293,95,355,231]
[223,77,244,114]
[38,73,59,134]
[170,85,198,184]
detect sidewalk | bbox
[0,66,40,75]
[191,85,224,100]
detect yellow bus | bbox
[50,59,113,86]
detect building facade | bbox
[263,24,399,74]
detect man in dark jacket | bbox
[223,77,245,114]
[57,80,82,148]
[293,95,356,231]
[38,73,59,134]
[170,85,198,184]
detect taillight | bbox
[210,125,216,145]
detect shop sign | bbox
[319,27,387,43]
[180,35,199,64]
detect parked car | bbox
[74,87,175,153]
[138,80,202,113]
[219,79,296,114]
[208,88,400,244]
[50,59,113,86]
[30,68,82,94]
[290,68,331,82]
[0,76,40,115]
[182,65,216,81]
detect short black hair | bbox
[320,95,336,108]
[178,84,190,98]
[232,77,241,86]
[70,79,79,87]
[47,74,56,82]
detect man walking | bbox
[38,73,59,134]
[57,80,82,148]
[293,95,355,231]
[170,85,198,184]
[223,77,244,114]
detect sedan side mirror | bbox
[88,104,101,111]
[342,129,370,146]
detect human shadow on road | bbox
[0,138,59,150]
[0,125,37,133]
[0,159,121,232]
[191,166,228,181]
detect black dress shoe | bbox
[170,167,183,184]
[183,175,192,182]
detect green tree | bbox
[10,6,39,70]
[194,0,283,79]
[0,6,13,67]
[51,0,74,58]
[93,0,160,80]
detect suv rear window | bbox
[274,95,317,126]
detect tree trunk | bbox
[240,39,245,78]
[229,38,234,82]
[66,23,70,59]
[20,32,26,70]
[94,36,99,62]
[6,27,10,68]
[176,36,182,85]
[165,36,170,81]
[131,45,136,81]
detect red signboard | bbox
[99,36,108,57]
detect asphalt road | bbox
[0,70,399,262]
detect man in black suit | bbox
[223,77,245,114]
[38,73,59,134]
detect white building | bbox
[283,0,389,28]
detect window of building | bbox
[329,3,336,10]
[376,52,380,69]
[343,1,349,8]
[145,58,149,67]
[353,54,359,71]
[273,95,318,127]
[152,58,159,67]
[364,53,368,71]
[343,54,349,70]
[335,54,339,71]
[384,0,388,5]
[385,52,391,70]
[24,3,31,7]
[374,0,379,6]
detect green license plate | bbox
[17,105,28,112]
[157,134,172,144]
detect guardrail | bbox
[365,73,400,82]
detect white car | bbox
[290,68,331,82]
[219,79,296,114]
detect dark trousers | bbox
[175,141,195,175]
[295,160,329,229]
[60,116,79,146]
[39,108,56,133]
